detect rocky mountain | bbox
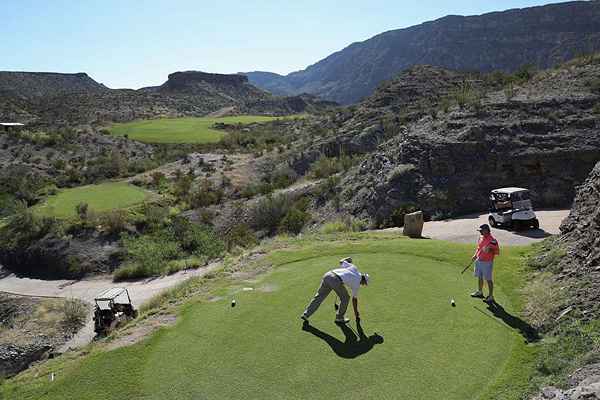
[0,71,333,128]
[246,1,600,104]
[339,59,600,224]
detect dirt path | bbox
[0,263,220,352]
[421,209,569,245]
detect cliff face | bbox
[247,1,600,104]
[289,58,600,224]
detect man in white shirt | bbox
[301,257,369,324]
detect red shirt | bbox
[476,234,500,262]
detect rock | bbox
[403,211,424,238]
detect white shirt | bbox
[332,261,362,298]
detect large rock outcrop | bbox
[338,61,600,224]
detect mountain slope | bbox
[246,1,600,104]
[0,71,331,128]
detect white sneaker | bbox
[334,317,350,324]
[470,291,484,298]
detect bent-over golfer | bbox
[470,224,500,303]
[301,257,369,324]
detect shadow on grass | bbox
[474,302,540,343]
[302,320,384,358]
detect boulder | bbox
[403,211,424,238]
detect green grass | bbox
[2,235,537,399]
[109,115,299,144]
[34,181,152,218]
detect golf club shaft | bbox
[461,259,474,274]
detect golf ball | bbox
[231,300,236,307]
[451,299,456,307]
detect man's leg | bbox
[303,276,333,318]
[487,280,494,299]
[479,277,484,292]
[330,281,350,320]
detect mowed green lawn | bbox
[109,115,298,144]
[3,237,536,400]
[34,182,152,218]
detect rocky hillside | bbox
[0,71,333,128]
[337,59,600,224]
[246,1,600,104]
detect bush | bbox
[251,194,294,234]
[143,203,169,231]
[62,298,88,334]
[224,224,257,251]
[309,156,342,179]
[514,64,537,83]
[384,204,418,228]
[321,217,368,234]
[99,210,129,235]
[76,202,89,220]
[279,207,310,235]
[189,179,224,208]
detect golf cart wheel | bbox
[532,219,540,229]
[488,216,497,228]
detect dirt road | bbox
[422,209,569,245]
[0,264,220,351]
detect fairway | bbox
[34,182,152,218]
[4,237,535,400]
[109,115,297,144]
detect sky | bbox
[1,0,574,89]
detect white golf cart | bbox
[488,187,539,230]
[93,288,138,335]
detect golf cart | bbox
[93,288,138,335]
[488,187,539,230]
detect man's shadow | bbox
[485,301,540,343]
[302,320,384,358]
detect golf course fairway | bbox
[3,236,536,400]
[109,115,301,144]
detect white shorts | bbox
[474,260,494,281]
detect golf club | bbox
[461,259,474,274]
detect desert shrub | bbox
[279,207,311,235]
[251,193,294,234]
[150,171,167,189]
[76,202,89,221]
[0,201,61,252]
[309,156,342,179]
[99,210,129,235]
[62,298,88,334]
[172,218,224,259]
[515,64,536,82]
[143,203,169,231]
[453,82,478,109]
[189,179,224,208]
[117,232,181,280]
[314,175,341,205]
[0,165,51,206]
[321,217,368,234]
[224,224,257,251]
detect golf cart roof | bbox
[492,187,529,194]
[95,287,129,301]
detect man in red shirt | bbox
[470,224,500,303]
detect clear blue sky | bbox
[2,0,572,89]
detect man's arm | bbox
[352,297,359,320]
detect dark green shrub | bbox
[99,210,129,235]
[76,202,89,221]
[385,204,418,228]
[189,179,224,208]
[279,207,311,235]
[224,224,257,251]
[251,193,294,234]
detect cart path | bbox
[0,263,221,352]
[420,209,569,245]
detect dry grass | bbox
[522,272,566,330]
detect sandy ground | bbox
[0,264,220,351]
[421,209,569,245]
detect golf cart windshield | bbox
[94,288,132,309]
